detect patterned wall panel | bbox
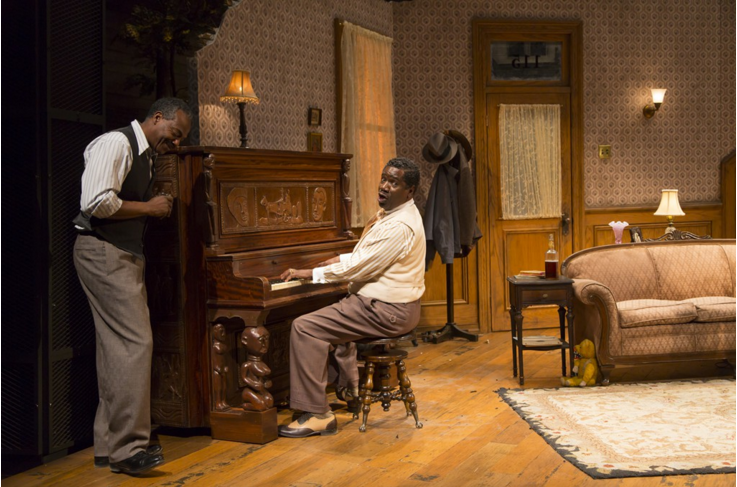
[196,0,735,210]
[392,0,735,209]
[195,0,393,152]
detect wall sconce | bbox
[643,88,666,118]
[220,70,260,148]
[654,189,685,233]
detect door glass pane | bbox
[499,104,561,219]
[490,42,562,81]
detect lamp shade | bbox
[651,88,667,104]
[220,70,260,104]
[654,189,685,217]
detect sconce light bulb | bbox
[644,88,666,118]
[651,88,667,104]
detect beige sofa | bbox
[561,239,736,384]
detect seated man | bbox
[278,157,426,438]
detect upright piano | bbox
[145,147,356,443]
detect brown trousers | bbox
[289,293,420,413]
[73,234,152,462]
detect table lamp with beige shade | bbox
[221,70,259,148]
[654,189,685,234]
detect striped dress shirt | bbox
[79,120,152,219]
[312,198,425,302]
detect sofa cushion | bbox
[617,299,697,328]
[647,244,734,300]
[682,296,736,322]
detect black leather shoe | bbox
[335,386,360,414]
[109,450,164,474]
[94,444,163,468]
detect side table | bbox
[506,276,575,385]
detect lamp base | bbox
[664,215,677,234]
[237,101,249,148]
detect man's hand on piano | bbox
[317,256,340,267]
[280,268,312,282]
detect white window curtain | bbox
[339,21,396,227]
[498,104,561,220]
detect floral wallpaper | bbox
[193,0,392,153]
[194,0,735,209]
[392,0,735,209]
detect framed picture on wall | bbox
[307,132,323,152]
[308,107,322,126]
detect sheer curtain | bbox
[498,104,561,220]
[339,21,396,227]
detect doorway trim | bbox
[472,20,584,332]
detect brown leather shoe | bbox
[278,412,338,438]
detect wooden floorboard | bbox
[3,330,734,486]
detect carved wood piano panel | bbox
[145,147,355,442]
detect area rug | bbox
[497,380,736,479]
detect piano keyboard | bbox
[270,279,309,291]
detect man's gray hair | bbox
[146,97,194,120]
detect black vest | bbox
[74,125,154,259]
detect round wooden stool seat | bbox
[355,331,416,348]
[354,333,422,432]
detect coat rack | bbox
[421,261,479,344]
[420,130,481,344]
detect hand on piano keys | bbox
[269,278,313,291]
[279,267,313,282]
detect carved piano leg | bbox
[240,325,274,411]
[209,319,278,444]
[211,324,231,411]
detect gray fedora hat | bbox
[422,132,458,164]
[445,129,472,161]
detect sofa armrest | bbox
[571,278,621,369]
[573,279,618,324]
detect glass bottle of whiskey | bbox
[545,234,558,279]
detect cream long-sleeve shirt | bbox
[312,199,426,303]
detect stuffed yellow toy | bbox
[561,339,598,387]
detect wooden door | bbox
[472,20,584,333]
[486,93,573,330]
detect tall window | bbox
[337,21,396,227]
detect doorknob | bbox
[561,213,571,236]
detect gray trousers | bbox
[73,234,152,462]
[289,293,420,413]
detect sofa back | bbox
[561,240,736,302]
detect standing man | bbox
[73,98,192,474]
[277,157,425,438]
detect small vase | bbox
[609,221,629,244]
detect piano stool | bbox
[353,331,423,432]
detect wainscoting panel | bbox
[584,204,722,248]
